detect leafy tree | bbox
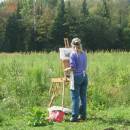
[50,0,65,49]
[48,0,58,8]
[95,0,111,22]
[79,15,118,50]
[0,17,6,51]
[0,0,130,51]
[64,0,79,39]
[102,0,110,18]
[4,4,26,52]
[81,0,89,16]
[35,7,54,51]
[123,27,130,50]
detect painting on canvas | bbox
[59,48,73,60]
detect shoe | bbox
[78,115,86,121]
[70,117,79,122]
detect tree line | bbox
[0,0,130,52]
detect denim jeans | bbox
[70,74,88,119]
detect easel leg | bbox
[62,81,65,108]
[48,94,55,107]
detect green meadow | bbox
[0,52,130,130]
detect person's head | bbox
[71,37,82,52]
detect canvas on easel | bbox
[59,48,72,69]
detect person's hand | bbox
[64,67,71,72]
[64,68,69,72]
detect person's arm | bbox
[64,53,76,72]
[64,67,72,72]
[85,51,88,72]
[84,52,87,70]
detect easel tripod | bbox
[48,38,70,108]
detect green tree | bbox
[50,0,65,49]
[64,0,79,39]
[0,16,6,51]
[4,2,26,52]
[48,0,58,8]
[1,0,130,51]
[123,27,130,50]
[81,0,89,16]
[95,0,111,23]
[79,16,118,50]
[35,7,54,51]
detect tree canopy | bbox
[0,0,130,52]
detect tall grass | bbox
[88,52,130,109]
[0,52,130,120]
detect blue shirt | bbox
[69,51,87,76]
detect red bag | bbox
[49,110,65,122]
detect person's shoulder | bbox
[82,49,87,53]
[81,50,86,55]
[70,51,76,56]
[81,51,87,58]
[70,51,76,57]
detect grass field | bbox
[0,52,130,130]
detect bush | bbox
[27,107,53,127]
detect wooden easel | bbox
[48,38,70,107]
[64,38,70,48]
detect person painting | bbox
[64,37,88,122]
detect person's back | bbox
[70,51,87,76]
[64,37,88,122]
